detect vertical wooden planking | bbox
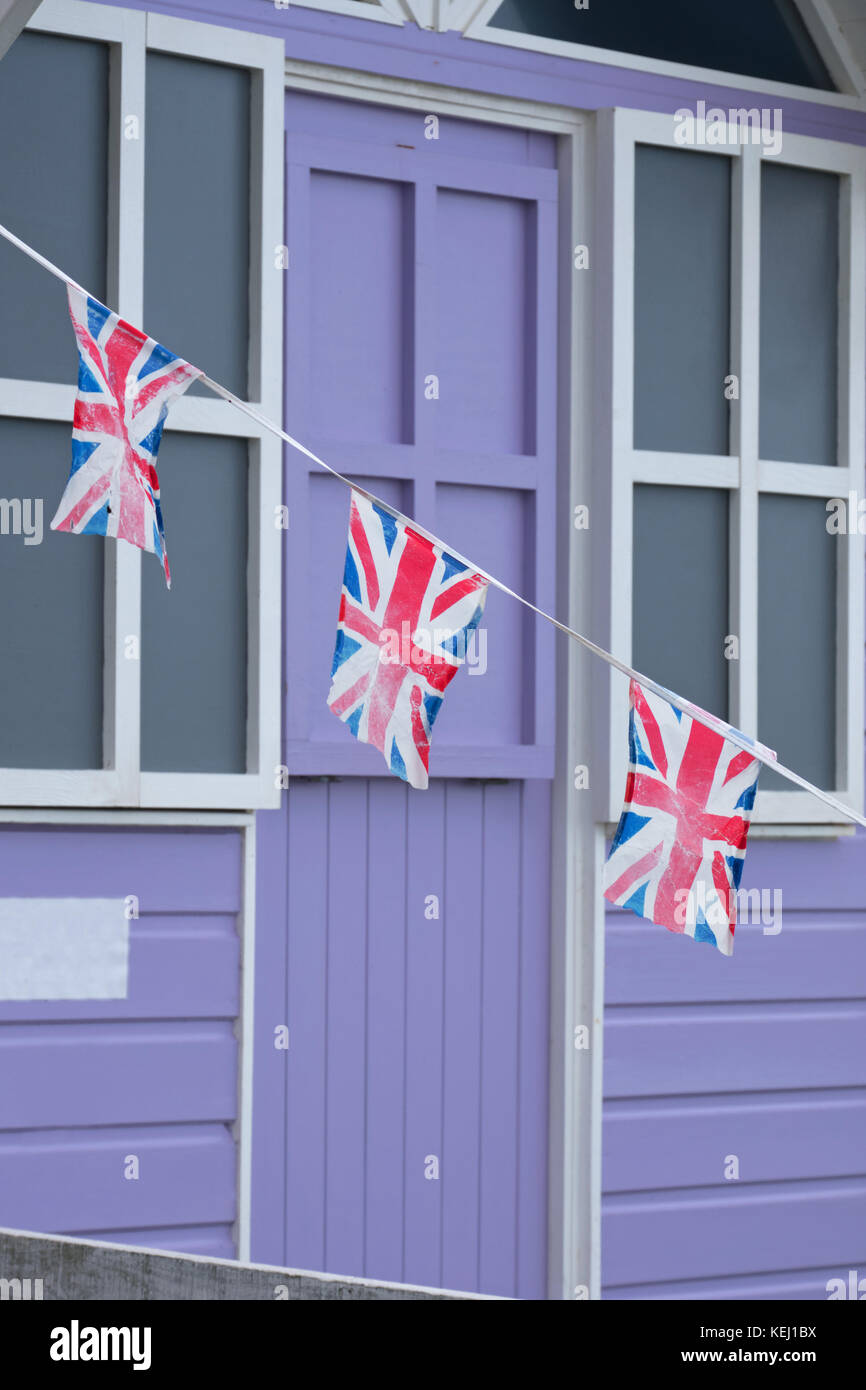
[517,780,551,1299]
[478,783,521,1296]
[441,781,484,1292]
[283,782,328,1272]
[364,780,408,1279]
[403,781,446,1285]
[324,779,369,1276]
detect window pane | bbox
[0,419,103,768]
[634,147,730,455]
[489,0,835,90]
[633,484,729,719]
[0,32,109,382]
[141,433,248,773]
[758,495,835,789]
[144,54,250,397]
[759,164,839,467]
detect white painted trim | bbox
[602,107,866,832]
[274,0,405,25]
[797,0,866,98]
[463,0,866,109]
[396,0,432,26]
[0,808,253,825]
[284,55,585,131]
[139,771,278,810]
[105,7,146,805]
[0,0,41,59]
[2,1,284,812]
[549,106,604,1302]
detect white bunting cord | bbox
[3,219,865,831]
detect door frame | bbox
[281,56,604,1300]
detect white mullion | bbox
[103,10,146,806]
[836,159,866,805]
[758,460,849,497]
[629,452,738,487]
[246,45,282,798]
[729,144,760,743]
[607,110,635,819]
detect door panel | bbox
[255,92,558,1299]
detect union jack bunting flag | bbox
[51,285,202,586]
[603,680,762,955]
[327,491,488,789]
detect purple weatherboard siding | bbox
[604,833,866,1299]
[0,827,242,1258]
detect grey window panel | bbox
[141,433,248,774]
[759,164,839,467]
[758,495,836,790]
[0,32,108,382]
[634,146,731,455]
[144,53,250,398]
[489,0,835,90]
[0,419,103,769]
[632,484,729,720]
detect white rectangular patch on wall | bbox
[0,899,130,1000]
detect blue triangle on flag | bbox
[331,630,361,677]
[423,692,443,728]
[79,500,109,537]
[726,854,745,889]
[622,882,648,918]
[137,342,178,380]
[342,548,361,603]
[69,438,99,476]
[629,722,656,770]
[441,550,467,580]
[736,780,757,813]
[389,739,407,780]
[694,913,718,946]
[86,297,111,342]
[372,504,398,555]
[77,356,102,394]
[345,706,362,737]
[139,418,166,457]
[610,811,651,850]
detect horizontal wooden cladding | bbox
[605,1263,863,1301]
[0,1125,235,1235]
[0,827,242,913]
[0,1022,238,1128]
[605,909,866,1005]
[604,1002,866,1097]
[604,1089,866,1192]
[738,835,866,912]
[603,1177,866,1286]
[0,915,239,1022]
[75,1225,236,1260]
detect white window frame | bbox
[0,0,283,810]
[595,106,866,831]
[270,0,406,24]
[463,0,866,109]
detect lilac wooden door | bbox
[252,94,558,1297]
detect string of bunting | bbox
[1,219,862,958]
